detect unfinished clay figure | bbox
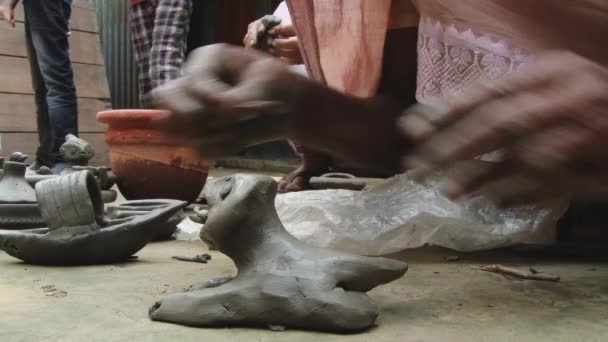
[0,170,186,265]
[0,153,45,229]
[149,174,407,333]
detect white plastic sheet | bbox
[276,164,568,255]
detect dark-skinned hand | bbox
[400,51,608,205]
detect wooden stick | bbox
[477,264,560,282]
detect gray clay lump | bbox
[149,174,407,333]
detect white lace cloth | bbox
[416,16,533,104]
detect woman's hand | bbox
[401,51,608,204]
[243,16,302,64]
[267,23,303,64]
[243,17,266,48]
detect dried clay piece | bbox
[149,174,407,333]
[309,173,367,191]
[0,153,45,229]
[0,170,186,265]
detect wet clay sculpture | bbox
[149,174,407,333]
[0,170,187,265]
[0,153,45,229]
[309,173,367,191]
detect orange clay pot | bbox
[97,109,210,202]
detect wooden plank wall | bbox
[0,0,110,166]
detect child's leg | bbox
[130,1,157,105]
[150,0,193,89]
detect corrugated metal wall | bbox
[91,0,139,109]
[88,0,278,110]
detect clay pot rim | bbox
[97,109,170,124]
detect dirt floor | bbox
[1,241,607,342]
[1,168,607,341]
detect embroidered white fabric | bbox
[416,16,533,104]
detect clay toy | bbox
[149,174,407,333]
[309,173,367,191]
[0,170,187,265]
[24,134,119,203]
[0,153,45,229]
[59,134,95,169]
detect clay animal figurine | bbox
[0,153,45,229]
[60,134,95,169]
[0,170,187,265]
[149,174,407,333]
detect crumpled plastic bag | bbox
[276,164,568,256]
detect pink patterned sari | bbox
[288,0,608,105]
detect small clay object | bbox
[172,254,211,264]
[22,135,118,203]
[0,170,187,265]
[72,166,119,204]
[254,15,282,51]
[0,153,37,203]
[149,174,407,333]
[189,207,208,225]
[71,165,117,190]
[309,173,367,191]
[60,134,95,170]
[9,152,28,163]
[0,153,45,229]
[36,166,53,175]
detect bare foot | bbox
[278,150,330,192]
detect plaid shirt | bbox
[130,0,192,105]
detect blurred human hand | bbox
[150,44,313,158]
[152,44,406,171]
[400,51,608,204]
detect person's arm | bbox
[151,44,409,174]
[0,0,20,28]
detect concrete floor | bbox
[1,168,608,341]
[1,240,607,342]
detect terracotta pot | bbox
[97,110,210,202]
